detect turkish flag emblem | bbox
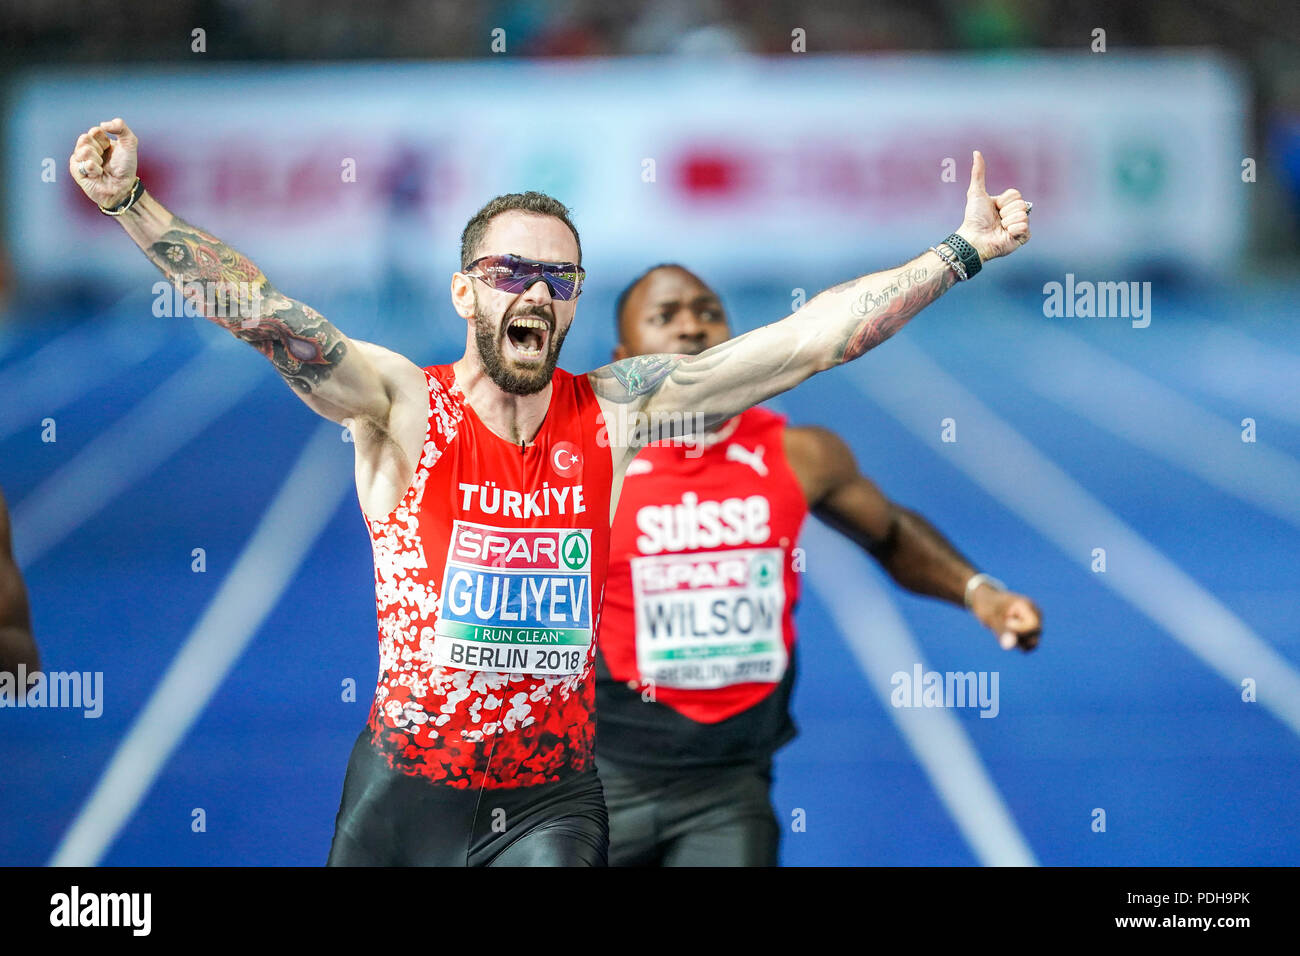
[550,440,582,478]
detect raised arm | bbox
[0,486,38,677]
[68,118,411,430]
[786,425,1042,652]
[589,151,1030,435]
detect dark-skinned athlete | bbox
[69,116,1031,866]
[0,486,38,687]
[596,264,1043,866]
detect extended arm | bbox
[592,250,953,427]
[589,151,1030,433]
[0,487,38,676]
[788,426,1042,652]
[69,119,403,429]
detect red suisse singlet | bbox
[362,364,612,790]
[599,406,808,725]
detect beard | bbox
[473,294,570,396]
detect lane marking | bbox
[845,337,1300,738]
[49,422,353,866]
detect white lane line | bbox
[11,344,264,567]
[1162,321,1300,428]
[846,337,1300,738]
[49,421,353,866]
[798,518,1039,866]
[1007,321,1300,530]
[771,394,1035,864]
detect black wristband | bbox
[943,232,982,279]
[99,177,144,216]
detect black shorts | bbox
[326,727,608,867]
[599,756,780,867]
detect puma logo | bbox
[726,443,767,476]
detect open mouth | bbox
[503,315,551,360]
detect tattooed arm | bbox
[114,194,399,424]
[588,151,1031,440]
[69,118,412,430]
[591,251,954,429]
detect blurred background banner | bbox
[8,52,1247,289]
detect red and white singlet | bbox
[362,364,611,789]
[596,406,809,766]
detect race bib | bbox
[632,547,788,690]
[435,521,594,676]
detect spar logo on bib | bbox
[433,521,594,676]
[561,532,589,571]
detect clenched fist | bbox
[69,117,139,209]
[970,585,1043,653]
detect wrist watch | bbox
[963,572,1006,609]
[942,232,982,279]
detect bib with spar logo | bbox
[436,521,594,676]
[631,522,787,690]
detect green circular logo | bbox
[1113,144,1165,202]
[753,555,777,587]
[561,532,589,571]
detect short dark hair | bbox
[459,191,582,271]
[614,262,691,341]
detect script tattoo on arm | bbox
[590,251,958,423]
[144,214,348,394]
[833,262,956,362]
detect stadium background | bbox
[1,0,1298,866]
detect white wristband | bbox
[964,572,1006,609]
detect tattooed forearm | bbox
[229,300,348,394]
[838,261,955,362]
[589,353,686,403]
[143,213,347,393]
[593,251,958,416]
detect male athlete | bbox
[0,486,38,683]
[597,264,1043,866]
[69,117,1030,866]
